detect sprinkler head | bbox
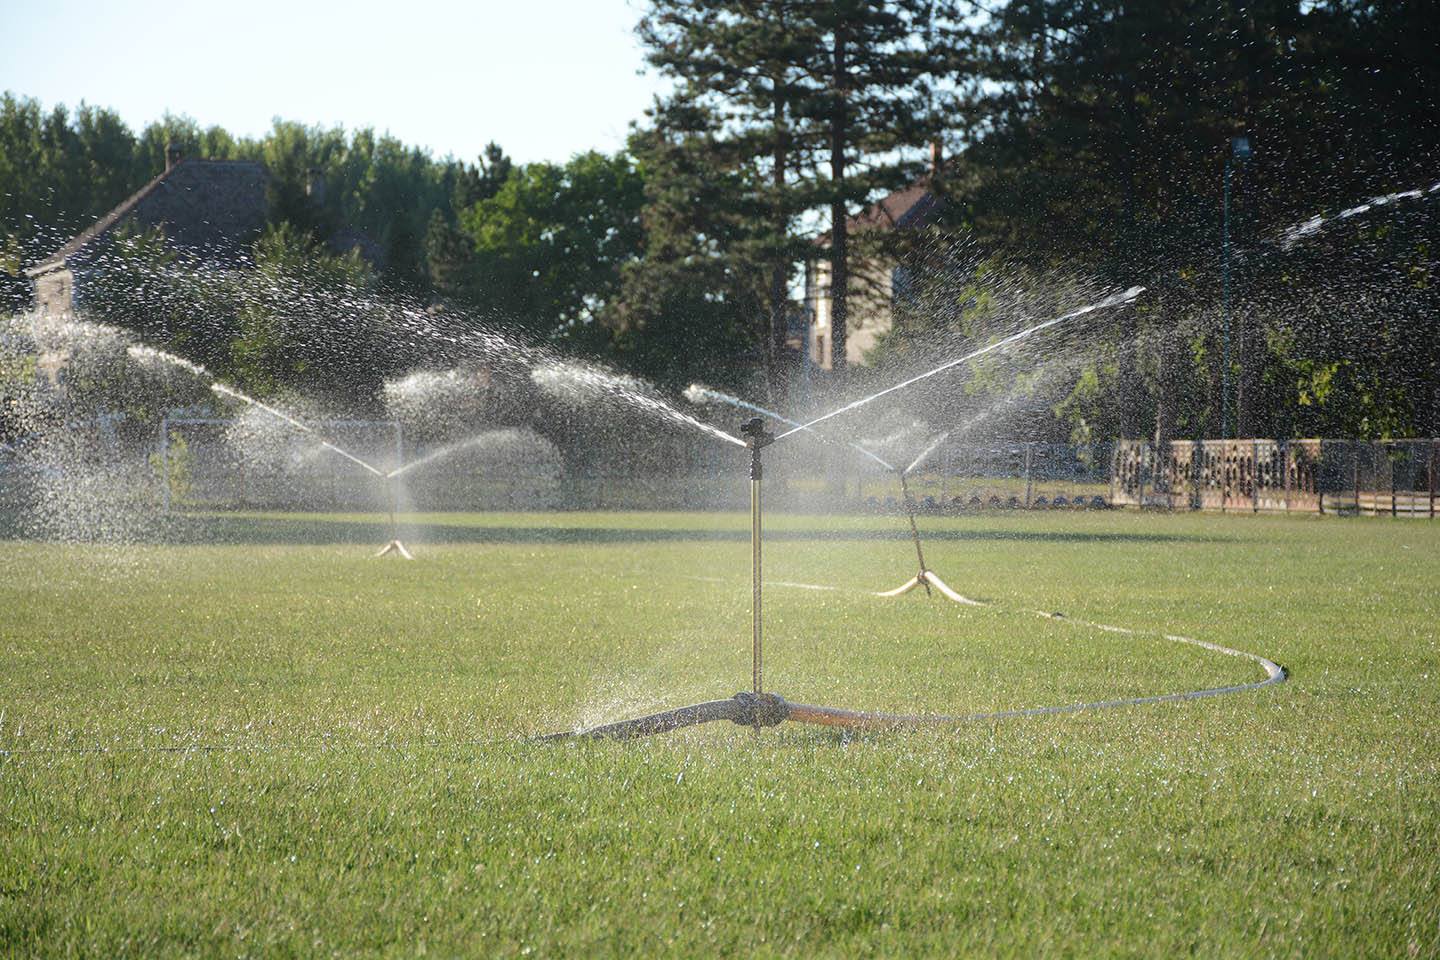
[741,417,772,480]
[739,416,773,449]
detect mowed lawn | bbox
[1,509,1437,957]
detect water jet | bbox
[541,290,1253,742]
[688,384,971,605]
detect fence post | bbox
[1191,440,1201,511]
[1390,443,1397,518]
[1137,441,1150,508]
[1282,439,1291,514]
[1108,442,1117,506]
[1431,439,1437,520]
[159,414,170,514]
[1219,442,1227,513]
[1023,442,1034,508]
[1353,442,1362,517]
[1253,438,1260,513]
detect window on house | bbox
[890,265,916,309]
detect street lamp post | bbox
[1222,135,1252,441]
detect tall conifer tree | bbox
[637,0,958,383]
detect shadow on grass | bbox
[113,513,1223,547]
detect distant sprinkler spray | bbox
[208,382,412,558]
[689,384,969,604]
[542,291,1150,740]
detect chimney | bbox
[929,141,943,178]
[165,142,182,171]
[306,167,327,207]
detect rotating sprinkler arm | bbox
[687,384,895,472]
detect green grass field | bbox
[2,509,1438,957]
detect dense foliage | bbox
[942,0,1440,441]
[2,0,1436,436]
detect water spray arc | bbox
[210,384,386,480]
[542,291,1174,741]
[689,385,969,605]
[772,286,1145,442]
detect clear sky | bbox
[0,0,668,165]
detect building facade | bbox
[804,176,944,369]
[25,152,269,315]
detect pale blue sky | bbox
[0,0,668,164]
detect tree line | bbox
[2,0,1436,439]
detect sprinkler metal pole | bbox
[375,476,413,558]
[897,470,931,596]
[740,417,773,698]
[752,474,761,694]
[159,414,171,514]
[386,477,399,542]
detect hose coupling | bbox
[731,691,789,728]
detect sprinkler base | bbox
[536,691,789,742]
[875,569,977,605]
[375,540,414,559]
[538,690,973,741]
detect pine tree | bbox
[637,0,959,383]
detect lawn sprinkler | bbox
[874,432,971,605]
[374,476,413,559]
[538,415,790,741]
[537,414,979,742]
[537,288,1289,740]
[685,384,964,601]
[206,379,412,558]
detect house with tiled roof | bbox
[25,146,270,315]
[804,150,946,369]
